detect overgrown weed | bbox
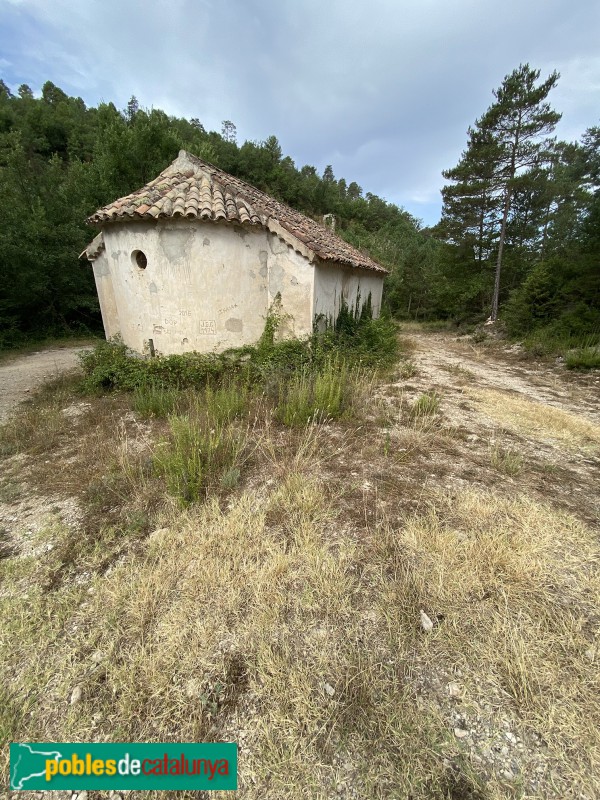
[132,384,182,418]
[78,309,399,397]
[565,346,600,371]
[153,414,248,506]
[275,357,367,426]
[410,390,441,420]
[490,443,523,476]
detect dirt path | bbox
[403,330,600,423]
[388,329,600,526]
[0,346,90,423]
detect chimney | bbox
[322,213,336,233]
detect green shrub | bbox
[314,309,399,369]
[410,391,441,419]
[78,310,399,401]
[502,262,561,337]
[132,384,181,418]
[523,326,600,360]
[201,380,250,424]
[79,338,232,393]
[220,466,241,489]
[79,339,146,392]
[565,347,600,371]
[153,415,246,505]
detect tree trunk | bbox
[491,189,511,321]
[478,192,485,266]
[540,200,552,261]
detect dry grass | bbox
[489,443,523,476]
[0,373,82,457]
[468,387,600,451]
[0,468,468,798]
[441,362,475,381]
[3,447,599,798]
[2,342,600,798]
[370,489,600,796]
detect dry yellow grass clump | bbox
[468,387,600,451]
[2,452,599,798]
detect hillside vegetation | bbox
[0,66,598,361]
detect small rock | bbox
[91,650,105,663]
[324,682,335,697]
[419,610,434,632]
[70,685,83,705]
[505,731,517,744]
[149,527,170,542]
[584,646,596,662]
[185,678,201,698]
[454,728,469,739]
[447,681,461,698]
[501,768,515,781]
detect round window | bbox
[132,249,147,269]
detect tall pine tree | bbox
[440,64,561,320]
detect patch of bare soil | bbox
[373,331,600,527]
[0,346,90,423]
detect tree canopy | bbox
[435,65,599,347]
[0,85,421,347]
[0,72,597,354]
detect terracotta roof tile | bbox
[79,231,105,260]
[88,151,387,274]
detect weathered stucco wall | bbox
[94,219,314,355]
[313,262,384,326]
[91,251,121,340]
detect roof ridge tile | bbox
[87,150,387,273]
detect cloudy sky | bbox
[1,0,599,225]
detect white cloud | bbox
[1,0,599,224]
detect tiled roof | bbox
[87,151,387,274]
[79,231,104,260]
